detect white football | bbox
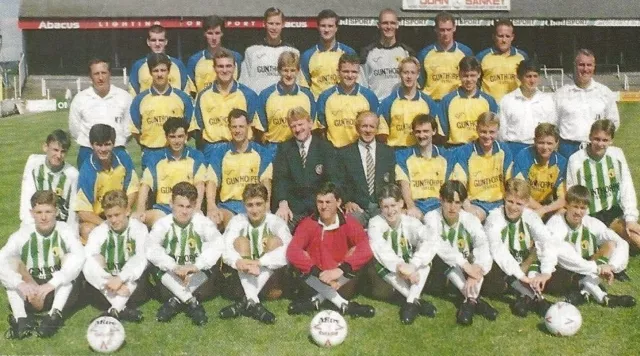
[87,316,126,353]
[309,310,348,347]
[544,302,583,336]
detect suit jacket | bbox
[273,134,339,215]
[337,140,396,208]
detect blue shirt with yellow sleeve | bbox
[476,46,528,102]
[300,42,356,98]
[450,141,513,204]
[378,88,442,147]
[317,83,380,148]
[395,145,454,213]
[193,81,258,144]
[417,42,473,101]
[255,83,316,144]
[141,147,207,212]
[130,86,194,149]
[513,146,567,204]
[207,142,273,214]
[440,88,498,145]
[186,48,243,94]
[129,54,194,95]
[75,151,139,216]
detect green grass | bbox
[1,108,640,355]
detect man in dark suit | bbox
[273,106,338,231]
[337,111,396,227]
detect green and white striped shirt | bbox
[20,154,78,225]
[567,146,638,222]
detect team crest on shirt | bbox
[581,239,589,250]
[315,164,324,175]
[52,246,62,258]
[395,56,403,63]
[383,172,390,183]
[457,238,466,249]
[519,232,525,242]
[188,238,197,249]
[608,168,615,178]
[399,236,408,248]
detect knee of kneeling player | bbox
[263,236,283,252]
[233,236,251,256]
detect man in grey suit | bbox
[337,111,396,227]
[273,107,339,231]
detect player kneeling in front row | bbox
[547,185,635,308]
[0,191,84,339]
[146,182,224,326]
[368,184,447,324]
[219,183,292,324]
[483,178,555,318]
[84,190,149,322]
[423,180,495,326]
[287,182,375,318]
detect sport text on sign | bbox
[402,0,511,11]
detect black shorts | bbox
[592,206,624,227]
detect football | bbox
[87,316,126,353]
[544,302,583,336]
[309,310,348,347]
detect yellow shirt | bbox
[417,42,473,100]
[477,47,528,102]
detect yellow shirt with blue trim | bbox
[128,54,194,95]
[255,83,316,144]
[450,141,513,203]
[141,147,207,206]
[440,88,499,145]
[186,48,243,94]
[317,83,381,148]
[206,142,273,203]
[300,42,356,98]
[193,81,258,144]
[129,86,195,148]
[395,145,453,202]
[75,151,139,215]
[476,47,528,102]
[378,88,442,147]
[417,42,473,100]
[513,146,567,204]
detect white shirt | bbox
[0,222,84,289]
[222,213,292,270]
[146,213,223,272]
[357,139,376,177]
[368,214,445,272]
[68,85,132,147]
[554,80,620,142]
[296,135,312,156]
[423,209,493,273]
[239,41,300,94]
[84,219,148,287]
[484,207,557,278]
[20,154,79,230]
[546,213,628,273]
[498,88,557,144]
[566,146,638,222]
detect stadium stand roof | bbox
[19,0,640,19]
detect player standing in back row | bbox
[239,7,300,94]
[301,9,357,98]
[360,8,413,100]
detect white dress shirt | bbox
[554,79,619,142]
[498,88,557,144]
[68,85,132,147]
[357,139,376,177]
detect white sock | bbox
[306,276,349,308]
[406,266,430,303]
[579,275,607,303]
[104,281,137,311]
[383,273,411,298]
[186,271,208,295]
[239,268,274,303]
[161,272,194,303]
[50,283,73,314]
[7,290,27,318]
[510,279,536,299]
[447,266,483,300]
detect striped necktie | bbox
[366,144,375,196]
[300,142,307,168]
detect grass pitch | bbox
[0,106,640,355]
